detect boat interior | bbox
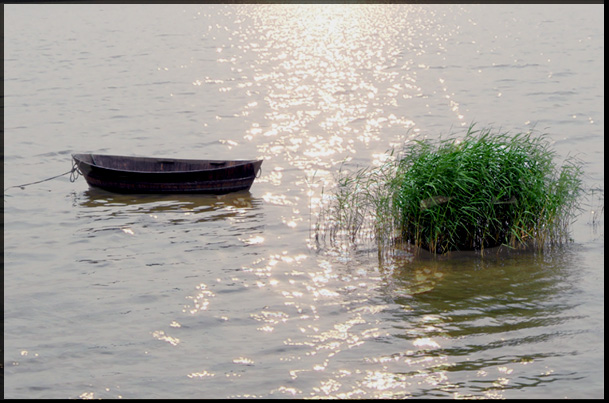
[74,154,257,173]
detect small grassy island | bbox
[315,124,584,255]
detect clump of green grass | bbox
[392,125,583,253]
[315,124,584,256]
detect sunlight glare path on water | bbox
[3,3,603,399]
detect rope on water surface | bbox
[4,160,81,195]
[69,160,81,183]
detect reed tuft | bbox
[314,124,584,256]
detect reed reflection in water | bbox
[242,245,588,398]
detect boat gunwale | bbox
[72,153,262,175]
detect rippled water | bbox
[4,4,604,399]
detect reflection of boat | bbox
[75,187,262,224]
[73,188,263,240]
[78,187,260,212]
[72,153,262,194]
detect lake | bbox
[4,4,604,399]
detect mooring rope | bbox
[4,160,80,194]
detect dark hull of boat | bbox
[72,154,262,194]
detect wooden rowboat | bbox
[72,153,262,194]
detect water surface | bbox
[4,4,604,399]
